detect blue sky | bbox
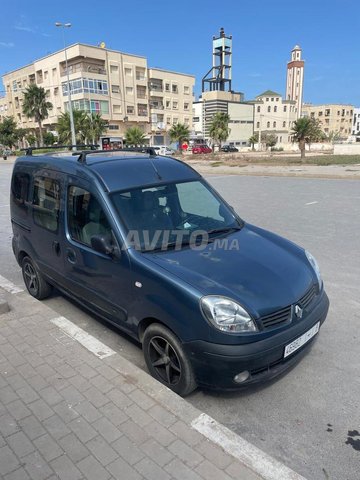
[0,0,358,105]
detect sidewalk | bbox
[0,285,308,480]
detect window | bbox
[54,87,59,96]
[267,106,271,113]
[172,84,178,94]
[44,71,48,80]
[318,111,323,117]
[271,98,274,102]
[108,124,119,130]
[126,87,133,95]
[274,106,277,112]
[125,68,132,77]
[127,106,135,115]
[256,122,260,128]
[184,117,189,125]
[184,102,189,110]
[113,104,121,114]
[283,121,286,127]
[166,117,171,125]
[173,101,178,110]
[52,68,57,77]
[283,106,287,112]
[173,117,178,125]
[62,78,108,96]
[184,86,190,94]
[65,99,109,115]
[267,121,270,128]
[110,64,119,73]
[166,100,170,108]
[165,83,170,92]
[33,177,60,232]
[67,186,112,247]
[112,85,120,94]
[11,173,30,211]
[257,106,260,113]
[273,121,276,128]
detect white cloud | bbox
[0,42,15,48]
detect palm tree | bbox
[291,117,322,159]
[209,112,230,150]
[124,126,147,146]
[169,123,190,154]
[249,133,259,151]
[57,110,88,145]
[85,113,108,145]
[22,85,53,147]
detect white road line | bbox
[50,316,116,359]
[0,274,24,294]
[305,201,318,205]
[191,413,307,480]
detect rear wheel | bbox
[143,323,197,396]
[22,256,52,300]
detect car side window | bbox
[33,177,60,232]
[67,186,112,247]
[12,172,30,209]
[176,181,222,221]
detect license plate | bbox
[284,322,320,358]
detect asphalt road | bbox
[1,162,359,480]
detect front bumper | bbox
[184,291,329,390]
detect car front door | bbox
[62,176,134,331]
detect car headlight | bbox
[305,250,323,289]
[200,296,257,333]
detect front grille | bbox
[259,284,317,330]
[298,284,317,310]
[260,306,292,329]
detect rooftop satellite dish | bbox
[100,42,106,49]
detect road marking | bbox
[191,413,307,480]
[0,274,24,294]
[305,201,318,205]
[50,316,116,359]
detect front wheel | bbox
[22,256,52,300]
[143,323,197,396]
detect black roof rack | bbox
[74,147,157,164]
[21,144,99,156]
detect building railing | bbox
[60,64,107,77]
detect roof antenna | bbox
[148,156,162,180]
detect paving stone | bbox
[128,388,156,410]
[77,455,111,480]
[58,432,90,463]
[225,460,263,480]
[125,403,153,427]
[18,415,46,441]
[107,388,132,409]
[7,352,27,368]
[36,364,57,379]
[140,438,174,467]
[169,420,203,447]
[7,431,35,458]
[83,386,109,408]
[16,385,40,405]
[195,438,233,469]
[59,385,86,406]
[34,433,64,461]
[121,419,150,444]
[17,363,37,379]
[144,420,176,447]
[0,385,18,404]
[90,374,114,394]
[54,363,77,380]
[27,374,48,391]
[28,398,54,421]
[86,435,118,466]
[38,386,63,406]
[6,373,27,390]
[148,404,177,428]
[99,402,128,427]
[134,457,171,480]
[96,364,118,380]
[107,457,142,480]
[6,399,31,421]
[53,401,80,424]
[69,417,97,443]
[92,416,122,443]
[195,459,233,480]
[165,458,203,480]
[75,364,98,380]
[112,434,145,465]
[50,454,82,480]
[169,438,204,468]
[42,414,71,440]
[74,400,102,423]
[0,445,21,476]
[4,467,30,480]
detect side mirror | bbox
[91,234,121,259]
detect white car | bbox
[153,146,174,156]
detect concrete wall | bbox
[334,143,360,155]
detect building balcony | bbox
[60,63,107,77]
[150,103,164,110]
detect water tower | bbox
[202,27,232,92]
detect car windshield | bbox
[111,180,242,251]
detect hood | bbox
[145,224,315,317]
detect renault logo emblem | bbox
[294,304,303,319]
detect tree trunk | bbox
[38,121,43,147]
[299,139,305,160]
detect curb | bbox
[1,281,307,480]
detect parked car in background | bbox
[221,145,239,152]
[153,146,174,156]
[192,145,212,154]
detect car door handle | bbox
[66,248,76,264]
[52,240,61,256]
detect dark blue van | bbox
[10,148,329,395]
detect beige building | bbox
[302,104,354,139]
[0,43,195,146]
[252,90,297,145]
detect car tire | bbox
[143,323,197,396]
[22,256,52,300]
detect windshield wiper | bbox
[207,225,242,236]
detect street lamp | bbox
[55,22,76,149]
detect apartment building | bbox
[351,107,360,136]
[0,43,195,146]
[302,103,354,139]
[251,90,297,145]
